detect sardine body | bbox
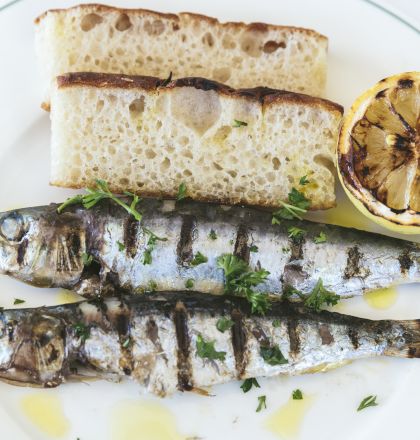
[0,199,418,297]
[0,292,418,395]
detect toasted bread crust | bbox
[57,72,343,115]
[35,3,328,42]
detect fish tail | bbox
[385,319,420,358]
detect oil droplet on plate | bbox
[111,401,185,440]
[56,289,83,304]
[265,396,313,439]
[21,393,70,438]
[364,287,397,309]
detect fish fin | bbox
[385,320,420,358]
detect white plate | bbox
[0,0,419,439]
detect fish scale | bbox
[0,198,418,297]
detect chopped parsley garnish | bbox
[314,231,327,244]
[233,119,248,127]
[117,241,125,251]
[256,395,267,412]
[82,252,94,266]
[229,239,234,245]
[216,317,234,333]
[72,322,90,342]
[148,280,157,292]
[57,179,142,221]
[282,247,290,253]
[357,395,378,412]
[272,187,310,223]
[160,71,173,87]
[288,226,306,240]
[190,251,208,266]
[272,319,281,328]
[122,337,131,348]
[241,378,260,393]
[260,344,288,366]
[185,278,194,289]
[13,298,25,305]
[217,254,270,315]
[143,230,167,265]
[209,229,217,240]
[299,175,310,186]
[250,245,259,253]
[283,284,305,300]
[196,334,226,361]
[305,278,340,311]
[176,182,187,201]
[292,389,303,400]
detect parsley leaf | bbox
[292,389,303,400]
[209,229,217,240]
[72,322,90,342]
[283,285,305,300]
[305,278,340,311]
[122,337,131,349]
[176,182,187,201]
[260,344,288,366]
[256,395,267,412]
[196,334,226,361]
[185,278,194,289]
[117,241,125,251]
[143,229,167,265]
[288,226,306,240]
[148,280,157,292]
[272,319,281,328]
[272,187,310,223]
[314,231,327,244]
[233,119,248,127]
[250,245,259,253]
[357,395,378,412]
[217,254,270,315]
[13,298,25,305]
[190,251,208,266]
[57,179,142,221]
[299,175,310,186]
[82,253,94,266]
[216,317,234,333]
[241,378,260,393]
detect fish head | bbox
[0,206,85,287]
[0,310,67,386]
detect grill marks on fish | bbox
[173,302,193,391]
[123,216,139,259]
[281,235,308,288]
[344,245,368,279]
[177,216,196,266]
[287,318,301,355]
[319,324,334,345]
[230,309,248,377]
[398,248,414,273]
[233,224,250,263]
[347,328,360,349]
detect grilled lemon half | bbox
[338,72,420,234]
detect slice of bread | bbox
[35,4,328,104]
[50,72,343,210]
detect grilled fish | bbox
[0,292,418,395]
[0,199,418,297]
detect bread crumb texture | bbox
[35,5,328,97]
[50,77,342,209]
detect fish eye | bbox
[0,213,26,242]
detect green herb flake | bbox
[143,229,168,265]
[250,245,259,253]
[160,71,173,87]
[283,285,305,300]
[176,182,187,201]
[82,252,94,266]
[299,175,310,186]
[357,395,378,412]
[122,337,131,348]
[256,395,267,412]
[288,226,306,240]
[190,251,208,266]
[272,319,281,328]
[117,241,125,251]
[272,188,310,223]
[209,229,217,240]
[240,378,260,393]
[72,322,90,342]
[305,278,340,311]
[148,280,157,292]
[216,317,234,333]
[281,247,290,253]
[260,344,288,366]
[57,179,142,221]
[217,254,270,315]
[314,231,327,244]
[196,334,226,361]
[185,278,194,289]
[229,239,234,245]
[292,389,303,400]
[13,298,25,305]
[233,119,248,127]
